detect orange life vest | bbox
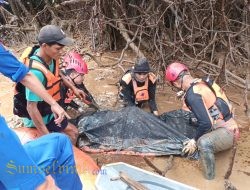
[132,78,149,101]
[64,89,75,104]
[121,72,157,102]
[20,47,61,101]
[184,78,232,124]
[13,46,61,118]
[186,78,239,139]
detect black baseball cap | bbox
[38,25,74,46]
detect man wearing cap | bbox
[119,58,159,116]
[0,40,82,189]
[22,25,82,144]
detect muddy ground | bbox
[1,49,249,190]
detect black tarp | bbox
[76,107,198,156]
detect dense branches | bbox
[0,0,249,87]
[95,1,250,84]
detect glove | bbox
[182,139,197,155]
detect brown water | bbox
[1,50,250,190]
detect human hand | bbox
[36,175,60,190]
[51,102,70,125]
[182,139,197,155]
[73,87,86,100]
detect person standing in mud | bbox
[0,43,82,189]
[119,57,159,116]
[17,25,86,145]
[165,61,239,180]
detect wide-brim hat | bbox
[133,57,150,73]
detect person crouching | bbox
[119,58,159,116]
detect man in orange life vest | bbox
[119,58,159,116]
[0,42,82,189]
[165,61,239,180]
[20,25,83,145]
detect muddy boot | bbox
[199,150,215,180]
[198,137,215,180]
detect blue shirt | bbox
[0,44,46,189]
[0,44,29,82]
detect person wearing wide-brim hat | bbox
[119,57,159,116]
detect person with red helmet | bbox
[119,58,159,116]
[61,51,99,111]
[165,61,239,180]
[64,51,88,85]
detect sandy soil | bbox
[1,50,249,190]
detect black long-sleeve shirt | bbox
[184,85,213,141]
[120,72,158,112]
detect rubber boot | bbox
[197,137,215,180]
[199,149,215,180]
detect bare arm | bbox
[26,101,50,135]
[21,72,70,123]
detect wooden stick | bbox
[119,171,149,190]
[224,140,237,180]
[162,155,174,176]
[60,0,83,6]
[103,56,135,64]
[0,25,35,31]
[143,155,174,176]
[143,157,163,176]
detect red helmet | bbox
[64,52,88,74]
[165,62,188,82]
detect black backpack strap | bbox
[31,55,50,70]
[28,45,40,58]
[202,76,216,96]
[28,58,33,68]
